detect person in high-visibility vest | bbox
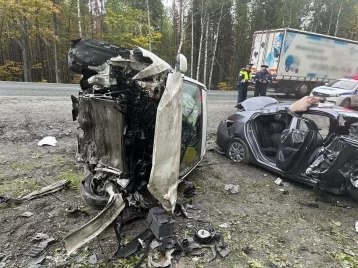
[237,64,253,104]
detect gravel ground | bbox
[0,96,358,267]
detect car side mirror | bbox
[176,53,187,74]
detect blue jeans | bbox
[238,85,248,103]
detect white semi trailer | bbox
[250,28,358,98]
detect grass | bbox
[0,177,41,197]
[55,168,83,190]
[9,161,35,171]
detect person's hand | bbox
[262,80,266,84]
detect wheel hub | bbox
[229,142,244,162]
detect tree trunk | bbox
[190,5,194,78]
[334,0,344,37]
[196,0,205,81]
[146,0,151,51]
[20,16,31,82]
[77,0,82,38]
[208,5,223,91]
[327,0,334,35]
[203,17,209,85]
[177,0,184,54]
[52,0,59,83]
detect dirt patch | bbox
[0,96,357,267]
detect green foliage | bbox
[104,1,162,48]
[335,252,358,268]
[0,61,23,80]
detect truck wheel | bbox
[295,82,310,98]
[341,98,351,108]
[225,137,251,165]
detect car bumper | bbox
[216,121,231,151]
[310,94,345,106]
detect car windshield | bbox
[326,80,358,90]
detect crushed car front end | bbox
[66,39,207,254]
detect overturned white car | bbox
[65,39,207,254]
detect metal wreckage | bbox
[63,39,231,265]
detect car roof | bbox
[183,76,207,90]
[335,78,358,83]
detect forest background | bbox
[0,0,356,90]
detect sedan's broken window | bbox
[299,113,331,139]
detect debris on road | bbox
[66,205,89,217]
[224,184,239,194]
[147,207,175,240]
[278,189,289,195]
[297,201,319,208]
[20,211,34,218]
[37,136,57,146]
[0,194,9,204]
[274,178,282,186]
[0,180,70,205]
[183,185,196,198]
[218,223,229,229]
[355,221,358,232]
[27,233,56,257]
[21,180,70,201]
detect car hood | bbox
[314,86,355,94]
[238,96,278,111]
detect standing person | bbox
[254,64,272,97]
[237,64,253,104]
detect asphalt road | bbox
[0,81,294,102]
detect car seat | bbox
[270,122,286,148]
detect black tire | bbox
[80,173,109,209]
[295,82,311,98]
[225,137,251,165]
[346,168,358,202]
[341,98,351,108]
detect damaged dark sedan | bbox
[64,39,207,254]
[216,96,358,200]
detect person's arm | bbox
[254,72,261,83]
[238,72,244,84]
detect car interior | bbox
[253,112,293,160]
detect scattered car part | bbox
[114,228,154,258]
[22,180,70,201]
[274,178,282,186]
[64,183,125,255]
[147,207,175,240]
[37,136,57,147]
[27,234,56,257]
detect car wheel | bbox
[295,82,310,98]
[80,173,110,209]
[341,98,351,108]
[225,137,251,165]
[346,168,358,201]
